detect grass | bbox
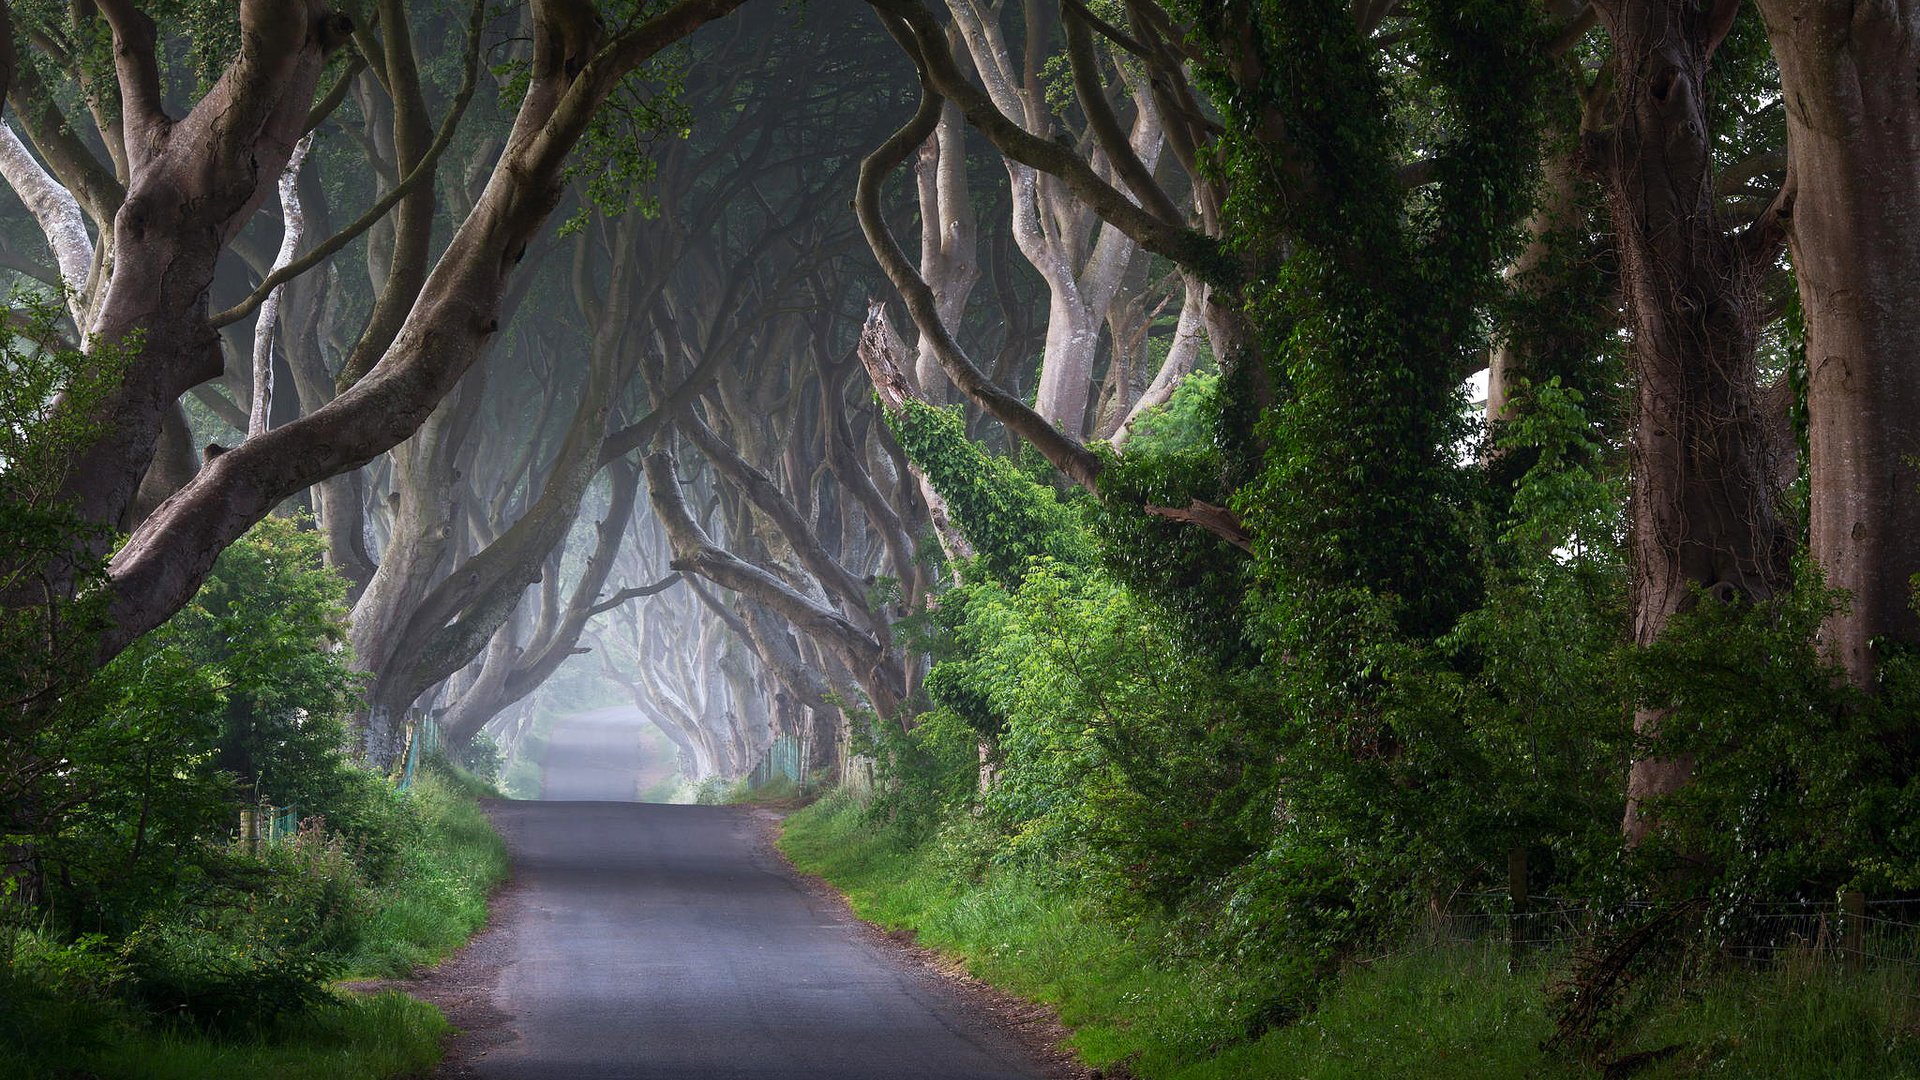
[1,761,508,1079]
[0,991,449,1080]
[782,790,1920,1080]
[346,765,510,978]
[697,774,808,807]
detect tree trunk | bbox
[1591,0,1794,842]
[63,0,348,534]
[1758,0,1920,683]
[101,0,751,662]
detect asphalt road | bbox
[463,717,1051,1079]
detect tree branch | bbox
[102,0,750,662]
[1062,2,1183,226]
[213,0,486,330]
[588,575,683,616]
[90,0,165,152]
[867,0,1220,275]
[855,15,1106,493]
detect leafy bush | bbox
[120,831,367,1030]
[455,735,505,785]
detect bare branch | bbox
[1062,1,1183,226]
[855,16,1106,492]
[213,0,487,330]
[588,575,683,617]
[868,0,1220,274]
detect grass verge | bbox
[781,790,1920,1080]
[0,991,450,1080]
[347,766,510,978]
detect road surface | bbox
[454,713,1053,1079]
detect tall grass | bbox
[346,766,509,978]
[0,992,449,1080]
[782,791,1920,1080]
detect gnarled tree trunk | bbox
[1591,0,1794,842]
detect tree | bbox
[1756,0,1920,685]
[2,0,750,676]
[1587,0,1795,839]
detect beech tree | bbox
[0,0,750,676]
[1585,1,1795,839]
[1756,0,1920,685]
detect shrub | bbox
[120,833,367,1031]
[455,735,505,785]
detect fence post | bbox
[239,807,259,856]
[1839,889,1866,972]
[1508,846,1530,968]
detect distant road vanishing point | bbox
[454,711,1053,1080]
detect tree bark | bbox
[64,0,351,534]
[101,0,750,663]
[248,135,314,439]
[1590,0,1795,842]
[0,119,91,324]
[1757,0,1920,683]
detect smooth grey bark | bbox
[248,135,314,439]
[0,119,91,324]
[1111,273,1207,447]
[1757,0,1920,684]
[60,0,351,535]
[102,0,751,663]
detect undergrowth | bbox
[347,766,509,978]
[783,791,1920,1080]
[0,760,506,1080]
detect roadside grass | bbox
[781,791,1920,1080]
[346,764,510,979]
[1,761,507,1080]
[0,991,448,1080]
[696,774,808,807]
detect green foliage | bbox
[559,21,695,234]
[454,734,505,785]
[1,396,502,1071]
[786,799,1920,1079]
[1094,376,1257,664]
[0,295,136,812]
[163,514,362,809]
[344,765,509,979]
[1627,566,1920,899]
[976,563,1280,909]
[120,831,367,1030]
[0,946,449,1080]
[856,706,980,837]
[27,517,372,935]
[1,764,502,1072]
[883,401,1092,584]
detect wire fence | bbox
[234,801,300,853]
[235,712,442,849]
[749,734,805,789]
[395,713,440,791]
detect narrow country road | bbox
[452,713,1055,1079]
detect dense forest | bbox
[1,0,1916,1075]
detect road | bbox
[455,713,1053,1079]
